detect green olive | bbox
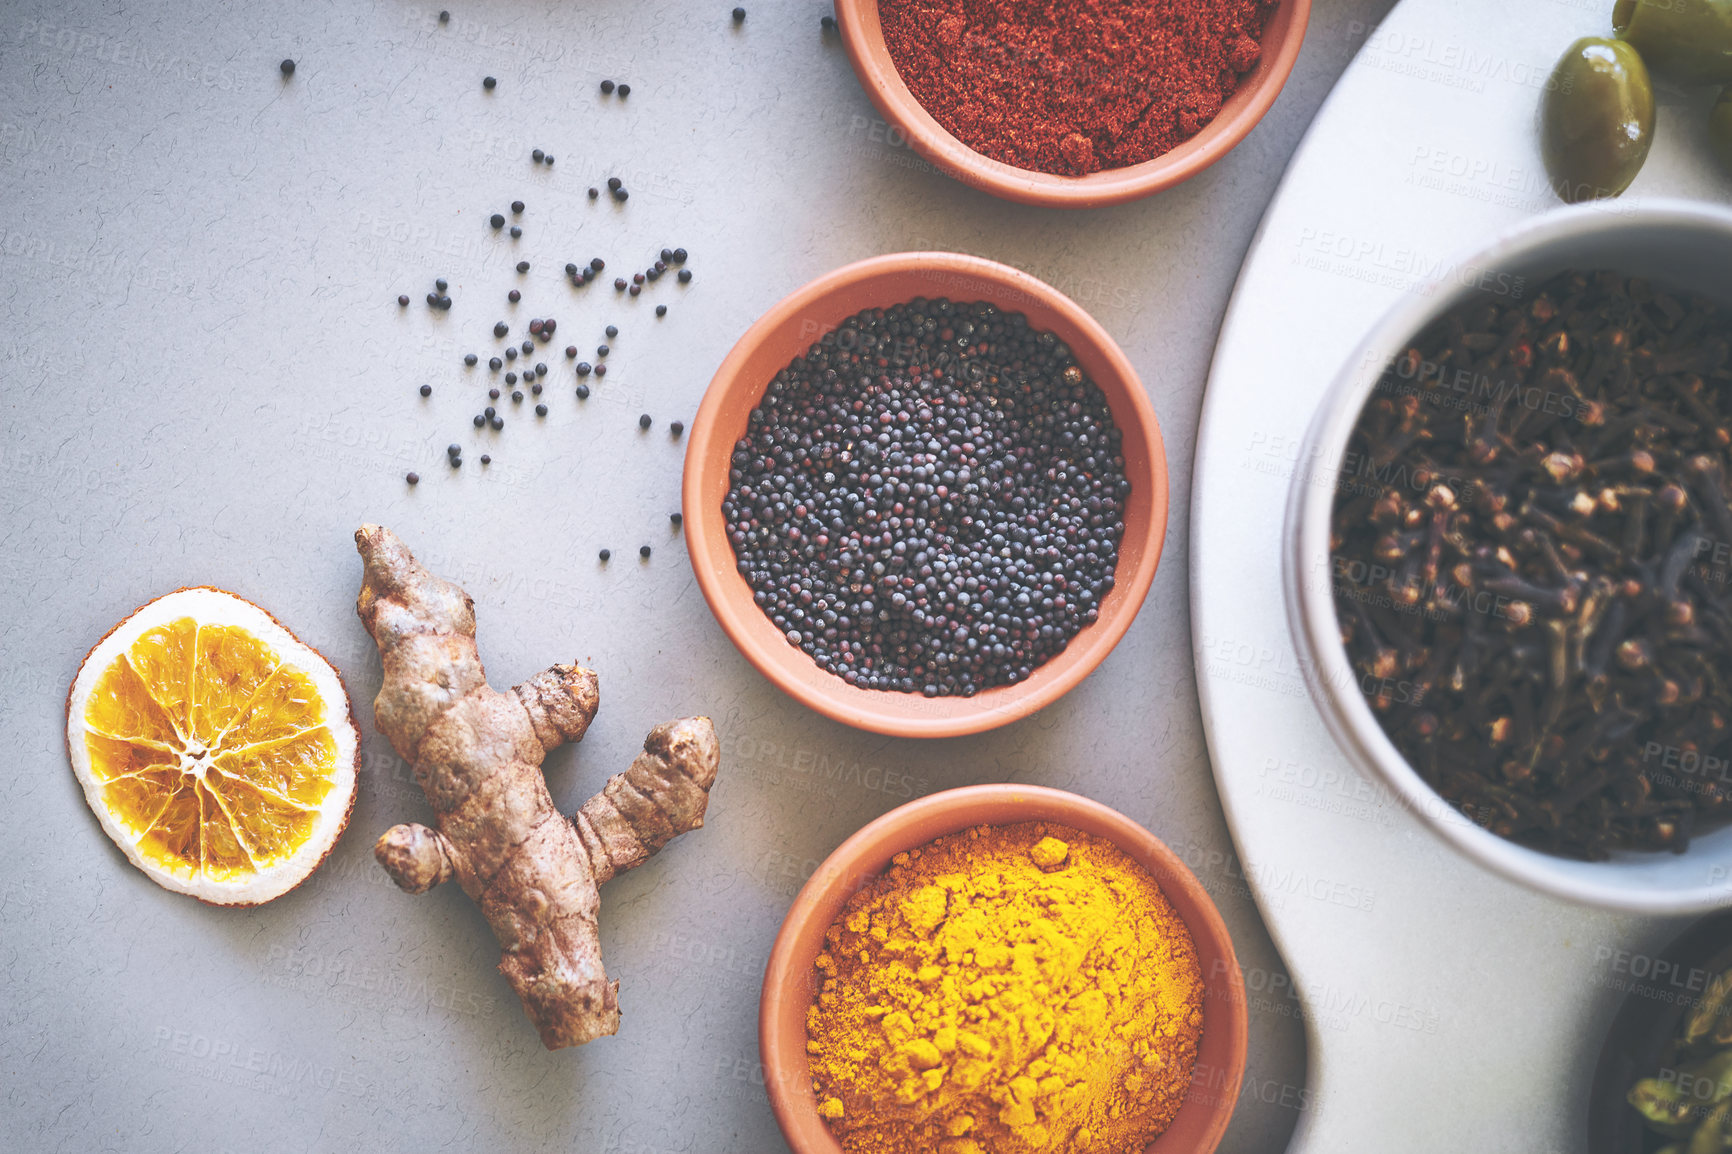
[1543,37,1656,202]
[1614,0,1732,86]
[1713,86,1732,173]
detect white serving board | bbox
[1194,0,1732,1150]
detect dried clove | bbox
[1331,269,1732,858]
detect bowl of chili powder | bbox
[835,0,1310,207]
[759,784,1250,1154]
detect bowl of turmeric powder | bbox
[832,0,1311,207]
[760,784,1249,1154]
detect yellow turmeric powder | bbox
[805,821,1204,1154]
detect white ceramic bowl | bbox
[1285,199,1732,914]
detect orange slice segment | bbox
[83,654,184,749]
[66,588,359,906]
[124,617,198,735]
[217,661,328,749]
[206,771,320,862]
[213,727,342,808]
[189,622,282,741]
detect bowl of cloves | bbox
[1287,199,1732,913]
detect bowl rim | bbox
[833,0,1313,209]
[1283,198,1732,915]
[757,783,1249,1154]
[681,250,1170,739]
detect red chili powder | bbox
[878,0,1279,176]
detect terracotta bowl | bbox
[834,0,1312,208]
[758,784,1250,1154]
[681,252,1169,738]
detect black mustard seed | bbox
[721,297,1129,697]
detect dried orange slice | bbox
[65,587,358,905]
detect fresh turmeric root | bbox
[353,524,720,1050]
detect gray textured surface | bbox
[0,1,1389,1150]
